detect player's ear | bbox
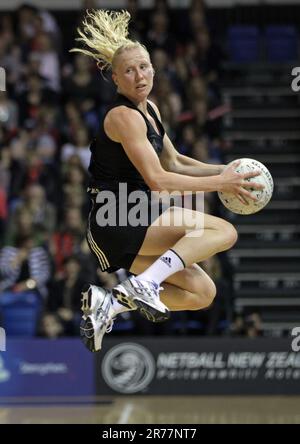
[112,72,118,86]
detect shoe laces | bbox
[134,279,164,302]
[105,317,115,333]
[95,293,114,332]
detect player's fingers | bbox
[237,193,249,205]
[235,194,245,204]
[243,181,264,190]
[232,160,241,169]
[243,170,261,179]
[240,188,258,201]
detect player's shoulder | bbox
[147,99,161,120]
[106,105,144,127]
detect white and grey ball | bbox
[218,158,274,215]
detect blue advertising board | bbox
[0,339,94,397]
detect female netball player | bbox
[71,10,263,352]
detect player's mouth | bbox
[136,84,147,90]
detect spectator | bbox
[50,206,85,276]
[146,11,177,56]
[61,125,91,170]
[32,33,60,91]
[9,183,57,237]
[0,91,19,131]
[38,312,64,338]
[0,234,50,298]
[47,255,85,335]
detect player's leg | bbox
[80,207,236,351]
[130,255,216,311]
[113,207,236,320]
[135,206,238,262]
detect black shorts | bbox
[86,189,171,273]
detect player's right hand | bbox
[219,160,265,201]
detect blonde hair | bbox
[70,9,148,71]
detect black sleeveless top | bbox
[88,93,165,192]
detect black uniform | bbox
[86,93,167,273]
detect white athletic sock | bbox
[136,249,185,286]
[110,294,135,315]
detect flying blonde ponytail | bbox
[70,9,145,70]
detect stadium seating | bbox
[265,25,298,62]
[227,25,260,62]
[0,291,42,336]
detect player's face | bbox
[113,47,154,103]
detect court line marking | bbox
[117,403,134,424]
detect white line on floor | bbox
[117,403,134,424]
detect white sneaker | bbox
[113,276,170,323]
[80,284,115,352]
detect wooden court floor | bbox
[0,396,300,424]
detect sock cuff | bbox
[169,249,186,268]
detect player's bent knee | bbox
[187,279,217,310]
[222,222,238,250]
[180,266,217,309]
[204,280,217,308]
[199,279,216,309]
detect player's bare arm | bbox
[105,106,224,193]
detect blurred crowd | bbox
[0,0,259,338]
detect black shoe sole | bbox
[135,300,170,323]
[112,288,137,310]
[80,316,98,353]
[113,288,170,323]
